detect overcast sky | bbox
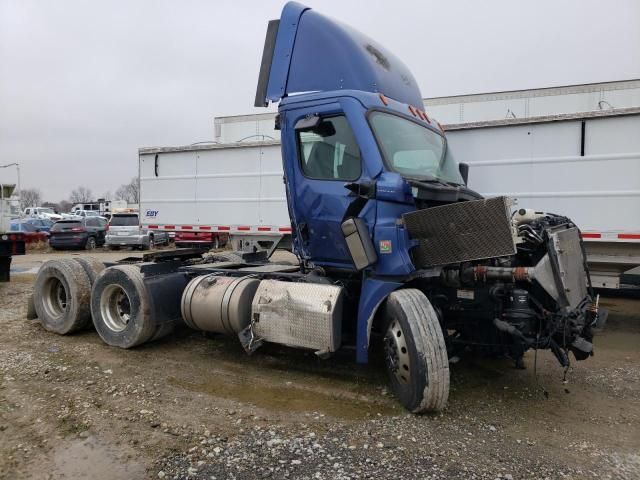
[1,0,639,202]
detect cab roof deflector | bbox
[254,2,424,108]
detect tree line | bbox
[18,177,139,213]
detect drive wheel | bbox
[213,236,220,250]
[72,256,105,285]
[382,289,449,413]
[85,237,97,250]
[91,265,155,348]
[33,259,92,334]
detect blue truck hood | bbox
[254,2,424,108]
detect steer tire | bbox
[33,259,92,334]
[73,256,106,285]
[383,289,450,413]
[91,265,155,348]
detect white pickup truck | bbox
[23,206,62,221]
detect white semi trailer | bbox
[139,141,291,254]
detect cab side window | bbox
[298,115,361,181]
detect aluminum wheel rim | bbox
[87,238,96,250]
[100,284,131,332]
[43,277,68,318]
[384,319,411,385]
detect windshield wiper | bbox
[404,175,462,187]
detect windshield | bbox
[369,111,464,184]
[39,208,55,214]
[110,215,139,227]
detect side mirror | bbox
[459,162,469,185]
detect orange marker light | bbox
[408,105,417,116]
[422,110,431,123]
[379,93,389,105]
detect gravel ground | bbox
[1,250,639,479]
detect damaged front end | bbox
[404,197,596,368]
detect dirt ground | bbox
[1,250,639,479]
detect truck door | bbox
[283,103,372,269]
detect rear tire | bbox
[72,256,105,285]
[85,237,97,250]
[143,236,154,251]
[382,289,449,413]
[27,294,37,320]
[91,265,155,348]
[33,259,92,334]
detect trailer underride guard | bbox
[30,2,597,412]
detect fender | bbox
[356,277,403,363]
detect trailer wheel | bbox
[91,265,154,348]
[72,256,105,285]
[382,289,449,413]
[33,259,92,334]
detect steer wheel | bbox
[381,289,450,413]
[384,319,411,385]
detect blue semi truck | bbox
[31,2,597,412]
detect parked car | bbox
[174,231,228,249]
[9,220,49,244]
[49,217,107,250]
[106,213,168,250]
[23,218,54,232]
[23,206,62,221]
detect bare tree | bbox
[69,186,93,204]
[115,177,139,204]
[57,200,72,213]
[19,188,42,210]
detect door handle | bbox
[344,179,376,199]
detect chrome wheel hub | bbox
[384,319,411,385]
[101,285,131,332]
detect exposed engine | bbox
[405,199,597,368]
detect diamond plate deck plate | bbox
[251,280,343,352]
[404,196,516,267]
